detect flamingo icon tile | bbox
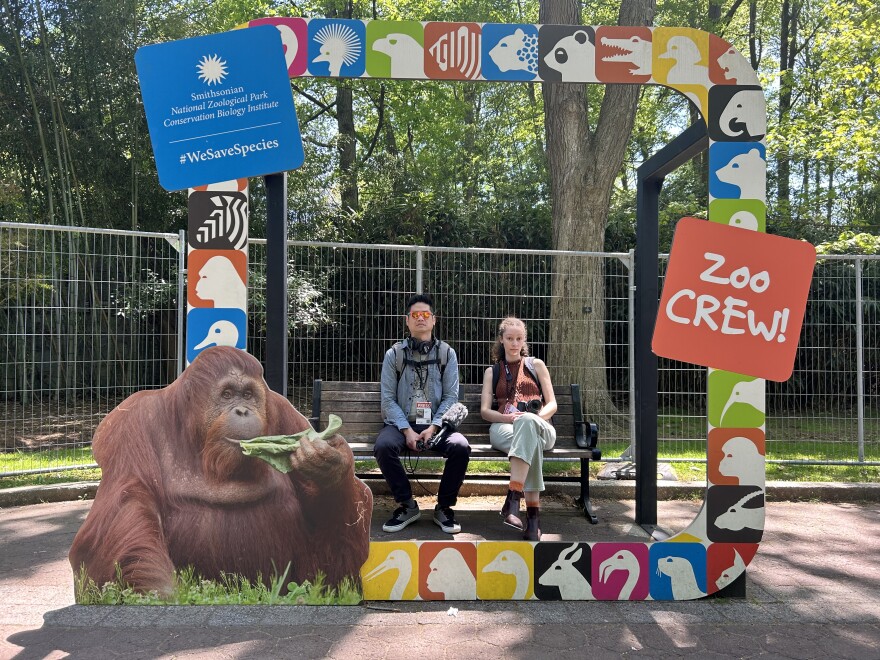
[419,542,477,600]
[249,17,309,77]
[361,542,419,600]
[477,542,534,600]
[533,542,592,600]
[592,543,649,600]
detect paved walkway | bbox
[1,493,878,659]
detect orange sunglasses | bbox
[409,310,433,320]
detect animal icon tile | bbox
[709,141,768,203]
[709,35,760,86]
[649,543,707,600]
[482,23,539,81]
[419,542,477,600]
[424,22,482,80]
[709,85,767,142]
[308,19,365,78]
[707,485,765,543]
[365,20,425,79]
[708,198,766,233]
[595,26,653,83]
[477,542,534,600]
[361,542,419,600]
[249,17,309,77]
[708,428,765,486]
[707,543,759,594]
[592,543,650,600]
[538,25,598,82]
[708,371,765,429]
[533,542,592,600]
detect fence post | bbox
[416,248,423,293]
[856,256,865,462]
[265,172,289,396]
[628,249,636,450]
[177,229,186,377]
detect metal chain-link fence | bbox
[2,223,877,476]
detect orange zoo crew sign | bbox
[653,217,816,382]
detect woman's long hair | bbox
[490,316,530,363]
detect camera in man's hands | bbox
[517,399,543,414]
[416,436,440,451]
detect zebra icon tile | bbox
[188,191,249,250]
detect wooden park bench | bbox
[309,381,602,523]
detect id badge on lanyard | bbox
[415,400,432,425]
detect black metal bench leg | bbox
[577,457,598,524]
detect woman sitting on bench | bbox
[480,316,557,541]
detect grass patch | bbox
[73,563,362,605]
[3,440,877,490]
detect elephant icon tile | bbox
[708,85,766,141]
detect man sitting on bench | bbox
[374,293,471,534]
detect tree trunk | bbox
[778,0,800,221]
[324,0,359,213]
[336,81,359,212]
[541,0,655,435]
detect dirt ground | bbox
[0,399,113,451]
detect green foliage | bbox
[816,231,880,256]
[73,563,363,605]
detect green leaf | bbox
[239,415,343,473]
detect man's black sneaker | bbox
[433,505,461,534]
[382,503,420,532]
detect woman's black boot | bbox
[501,489,524,531]
[523,506,541,541]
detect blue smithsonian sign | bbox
[135,25,304,191]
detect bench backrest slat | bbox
[312,379,586,450]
